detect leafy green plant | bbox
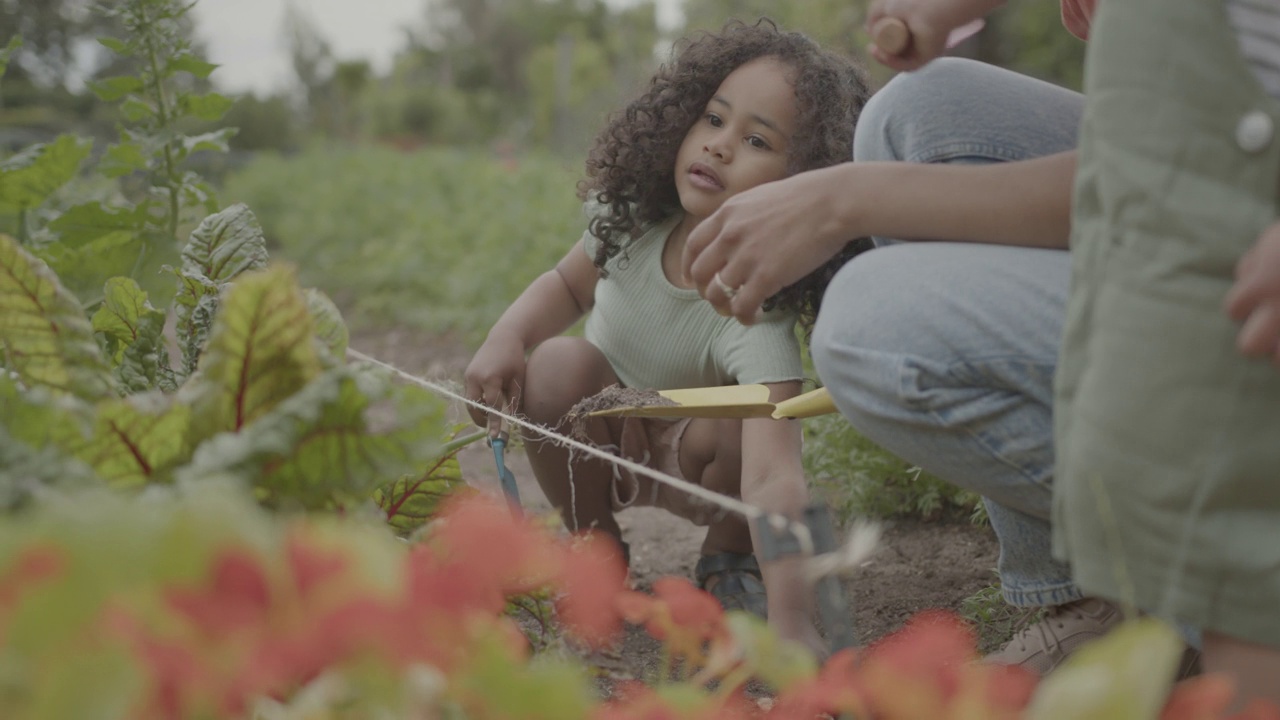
[0,0,237,307]
[0,210,464,517]
[959,573,1036,655]
[802,412,986,524]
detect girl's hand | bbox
[464,332,527,435]
[683,165,858,326]
[1225,221,1280,367]
[866,0,1003,71]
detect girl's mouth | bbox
[688,162,724,191]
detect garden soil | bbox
[352,327,1000,686]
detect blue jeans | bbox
[812,59,1082,608]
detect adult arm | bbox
[683,150,1076,324]
[740,381,825,655]
[464,241,599,432]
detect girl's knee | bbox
[523,337,615,423]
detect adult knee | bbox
[813,249,908,370]
[854,57,996,163]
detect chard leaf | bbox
[190,265,320,436]
[181,368,447,510]
[169,269,220,379]
[0,373,95,450]
[49,202,150,247]
[181,204,268,283]
[375,462,461,536]
[0,135,93,213]
[0,234,115,401]
[66,392,190,488]
[37,230,141,304]
[0,426,101,511]
[92,278,174,393]
[303,288,348,362]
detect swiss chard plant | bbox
[2,0,235,307]
[0,0,477,532]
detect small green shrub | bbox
[802,411,986,524]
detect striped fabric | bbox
[1228,0,1280,99]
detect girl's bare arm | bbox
[464,241,599,430]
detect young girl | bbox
[463,19,870,652]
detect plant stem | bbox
[141,4,180,242]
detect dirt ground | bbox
[352,326,1001,681]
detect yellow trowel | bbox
[585,385,838,420]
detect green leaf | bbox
[0,135,93,213]
[188,265,321,436]
[0,36,22,78]
[168,54,218,79]
[89,75,144,102]
[49,202,150,248]
[67,393,191,488]
[0,426,100,511]
[37,230,141,304]
[92,278,174,393]
[374,456,465,537]
[181,128,236,156]
[169,269,220,379]
[99,142,149,178]
[96,37,129,55]
[1025,618,1182,720]
[181,368,446,510]
[119,97,153,123]
[303,288,348,362]
[0,234,115,401]
[180,92,234,122]
[181,203,268,283]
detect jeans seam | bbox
[907,141,1029,165]
[896,355,1057,493]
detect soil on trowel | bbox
[563,385,678,438]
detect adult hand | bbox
[866,0,1003,71]
[463,332,526,436]
[683,165,857,325]
[1225,221,1280,366]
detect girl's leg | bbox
[678,418,751,556]
[678,417,771,618]
[521,336,624,542]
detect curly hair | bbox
[578,18,873,334]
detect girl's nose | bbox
[704,132,732,161]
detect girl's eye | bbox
[747,135,771,150]
[705,113,723,127]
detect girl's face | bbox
[674,56,797,223]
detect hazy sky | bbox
[191,0,683,96]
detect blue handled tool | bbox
[489,430,522,511]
